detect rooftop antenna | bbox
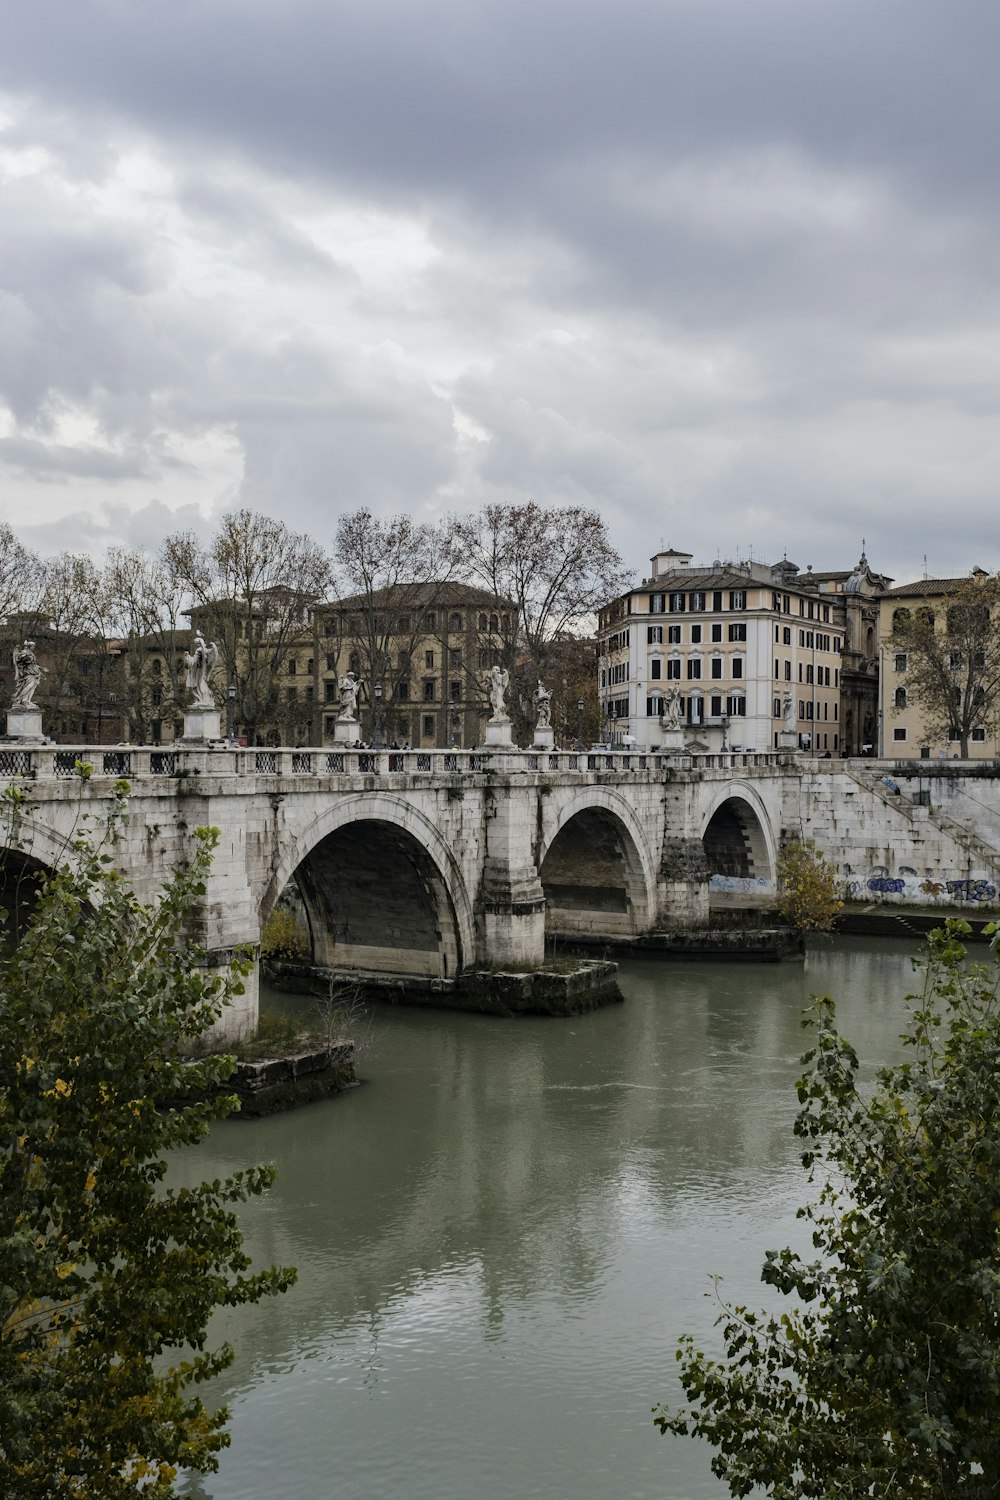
[923,554,928,579]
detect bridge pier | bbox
[477,786,547,967]
[657,837,711,928]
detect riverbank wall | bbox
[791,761,1000,912]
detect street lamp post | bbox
[374,679,384,748]
[227,681,237,742]
[577,697,585,752]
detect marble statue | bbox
[783,692,795,731]
[662,684,682,733]
[338,671,361,721]
[11,639,42,712]
[183,633,219,710]
[488,664,510,720]
[533,679,552,729]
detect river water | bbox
[173,937,926,1500]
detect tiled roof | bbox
[880,578,969,598]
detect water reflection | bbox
[173,936,920,1499]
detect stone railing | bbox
[0,742,791,784]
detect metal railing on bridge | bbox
[0,743,789,784]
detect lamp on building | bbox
[374,679,384,749]
[227,681,237,742]
[576,697,585,752]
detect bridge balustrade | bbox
[0,742,790,785]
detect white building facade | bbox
[597,548,887,754]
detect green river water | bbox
[172,936,928,1499]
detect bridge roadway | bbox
[0,742,795,1038]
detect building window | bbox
[449,680,461,700]
[773,697,782,718]
[667,658,682,679]
[895,653,908,672]
[712,591,723,611]
[449,648,461,668]
[894,687,907,708]
[397,682,410,702]
[710,695,723,716]
[423,680,436,700]
[449,613,462,632]
[949,651,963,669]
[690,591,706,612]
[732,657,744,679]
[727,695,746,717]
[425,650,435,669]
[423,715,435,737]
[785,661,792,680]
[687,695,704,723]
[973,727,987,742]
[710,657,723,679]
[711,622,722,642]
[288,659,296,675]
[893,727,907,742]
[646,696,663,717]
[650,593,665,613]
[728,622,747,642]
[647,625,663,644]
[424,612,437,629]
[782,626,791,645]
[690,623,702,644]
[730,590,745,610]
[687,658,702,680]
[806,664,814,684]
[668,625,682,644]
[669,592,686,613]
[650,658,662,680]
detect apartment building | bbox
[597,548,888,754]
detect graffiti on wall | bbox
[708,874,775,895]
[844,869,997,905]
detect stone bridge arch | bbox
[538,787,657,938]
[699,781,778,898]
[0,816,89,947]
[262,793,477,980]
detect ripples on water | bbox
[172,936,919,1500]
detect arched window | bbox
[449,613,462,632]
[917,608,935,627]
[349,651,360,674]
[478,613,487,630]
[892,608,911,630]
[894,687,907,709]
[490,613,499,632]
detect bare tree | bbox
[103,547,191,743]
[890,571,1000,757]
[331,509,459,741]
[450,502,631,737]
[0,523,44,625]
[165,511,333,745]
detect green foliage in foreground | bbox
[0,819,296,1498]
[656,919,1000,1497]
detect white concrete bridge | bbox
[3,742,999,1037]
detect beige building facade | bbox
[879,578,1000,760]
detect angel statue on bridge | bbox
[533,679,552,729]
[487,664,510,721]
[338,671,361,721]
[11,639,43,712]
[183,633,219,710]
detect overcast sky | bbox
[1,0,998,586]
